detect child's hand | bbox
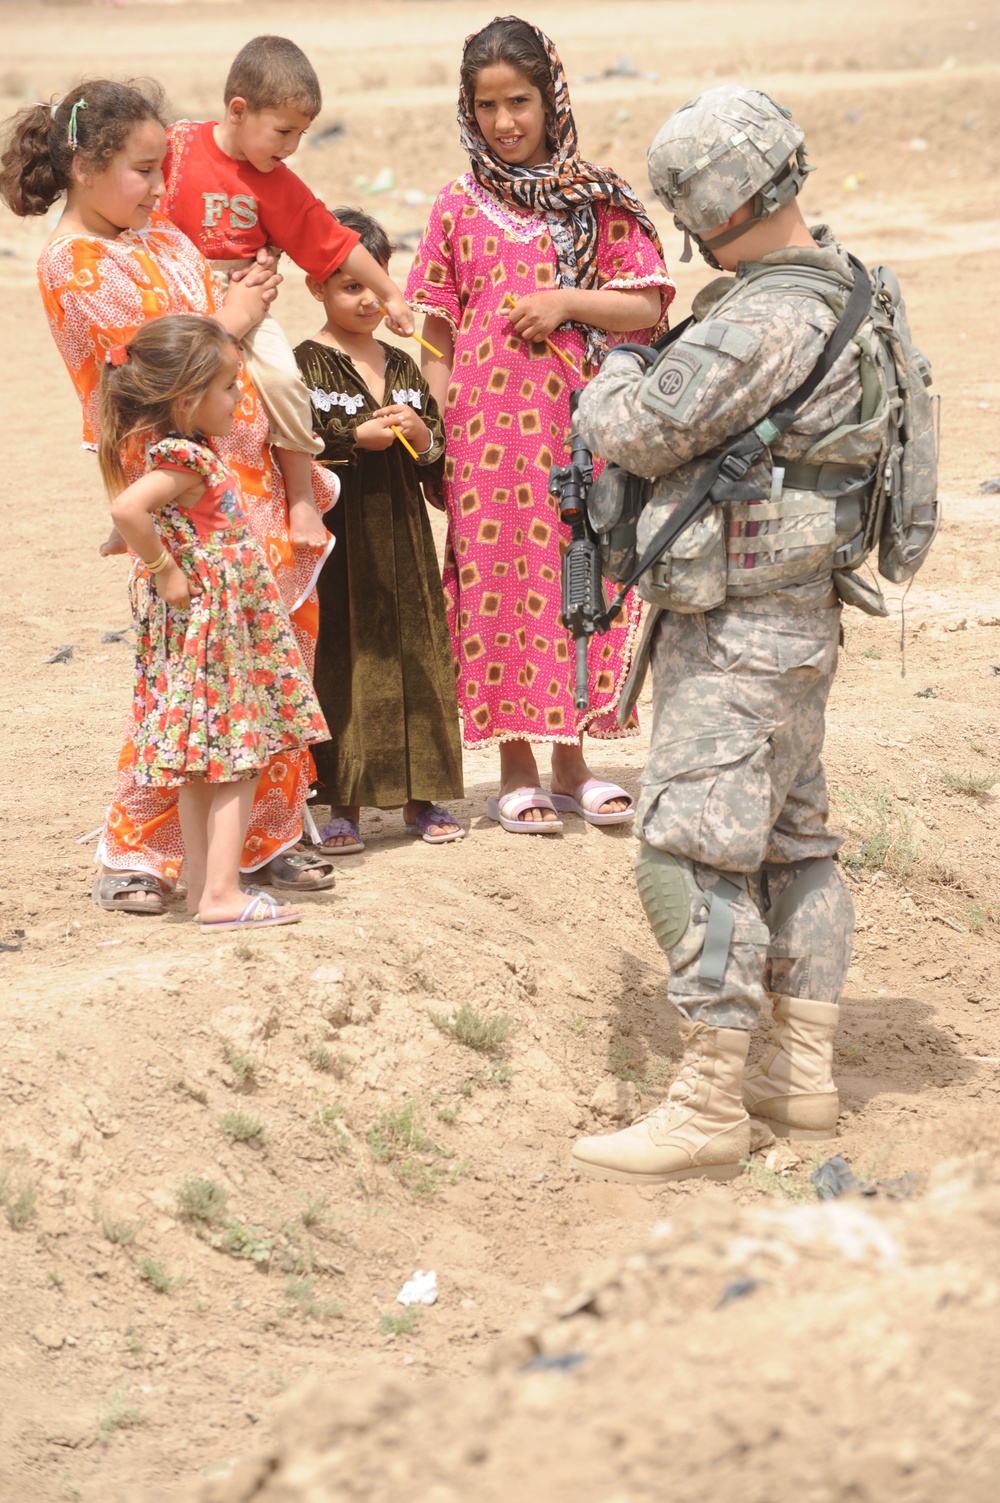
[223,267,283,332]
[505,290,574,343]
[374,404,431,453]
[100,526,128,558]
[354,416,396,451]
[154,559,203,610]
[288,497,329,549]
[422,476,447,511]
[379,291,415,338]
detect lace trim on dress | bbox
[391,387,423,409]
[409,297,458,333]
[308,387,367,417]
[603,271,676,292]
[456,173,547,242]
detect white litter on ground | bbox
[397,1270,438,1306]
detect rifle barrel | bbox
[574,634,590,711]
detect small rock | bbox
[83,1091,121,1137]
[764,1142,803,1174]
[32,1325,65,1350]
[589,1078,639,1121]
[749,1118,776,1152]
[978,477,1000,494]
[46,1416,92,1448]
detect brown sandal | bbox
[91,871,169,915]
[255,848,336,891]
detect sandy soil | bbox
[0,2,998,1500]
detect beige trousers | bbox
[210,259,322,457]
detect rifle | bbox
[549,391,603,711]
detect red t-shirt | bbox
[160,120,360,281]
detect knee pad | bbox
[634,844,745,981]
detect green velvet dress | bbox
[294,337,464,809]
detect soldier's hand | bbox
[505,291,574,343]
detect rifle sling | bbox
[599,257,872,621]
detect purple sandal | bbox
[404,804,466,845]
[318,816,365,855]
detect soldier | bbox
[570,86,888,1184]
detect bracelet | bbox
[146,550,171,574]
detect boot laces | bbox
[633,1052,701,1126]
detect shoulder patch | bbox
[638,319,762,424]
[684,319,762,360]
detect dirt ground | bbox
[1,1,999,1500]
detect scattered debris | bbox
[842,172,865,192]
[311,120,345,146]
[979,477,1000,494]
[397,1269,438,1307]
[43,644,77,664]
[402,188,428,207]
[521,1351,588,1372]
[811,1155,920,1201]
[811,1156,865,1200]
[0,929,25,954]
[717,1278,758,1308]
[582,55,658,82]
[904,137,929,151]
[914,686,938,698]
[100,627,132,643]
[355,167,395,196]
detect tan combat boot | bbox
[570,1021,750,1184]
[742,994,839,1140]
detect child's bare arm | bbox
[340,243,414,336]
[110,471,205,609]
[419,316,454,415]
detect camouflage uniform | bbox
[576,228,863,1031]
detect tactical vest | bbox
[592,256,937,616]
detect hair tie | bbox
[67,96,87,151]
[105,345,129,367]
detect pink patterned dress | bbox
[405,174,674,747]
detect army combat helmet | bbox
[648,85,812,265]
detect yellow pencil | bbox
[502,293,579,373]
[376,304,445,360]
[411,329,445,359]
[391,424,420,460]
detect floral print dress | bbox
[131,438,328,787]
[405,174,674,747]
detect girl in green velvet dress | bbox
[295,209,464,852]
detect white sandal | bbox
[486,786,563,834]
[549,778,635,826]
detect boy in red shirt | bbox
[161,34,414,548]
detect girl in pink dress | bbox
[406,16,674,832]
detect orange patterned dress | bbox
[38,211,337,883]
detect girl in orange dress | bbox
[0,79,338,912]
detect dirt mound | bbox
[2,1,1000,1500]
[169,1153,1000,1503]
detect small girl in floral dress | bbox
[99,314,329,931]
